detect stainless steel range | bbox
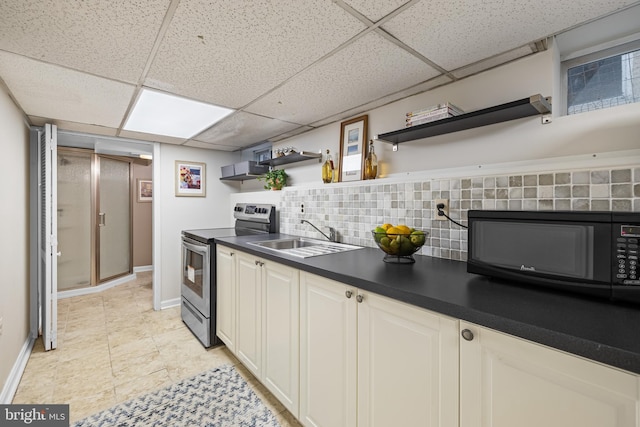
[181,203,276,347]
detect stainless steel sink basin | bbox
[249,237,362,258]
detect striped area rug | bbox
[73,364,280,427]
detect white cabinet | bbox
[358,291,459,427]
[236,251,263,377]
[299,272,358,427]
[459,321,640,427]
[216,247,300,416]
[216,245,236,352]
[262,259,300,416]
[299,271,459,427]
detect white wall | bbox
[0,85,30,396]
[157,144,240,306]
[256,48,639,189]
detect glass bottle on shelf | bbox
[364,140,378,179]
[322,149,334,183]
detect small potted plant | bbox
[260,168,288,190]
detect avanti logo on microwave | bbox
[520,264,536,272]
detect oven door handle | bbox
[182,237,210,256]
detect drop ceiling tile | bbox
[145,0,367,108]
[310,74,452,127]
[28,116,118,137]
[341,0,412,22]
[246,32,441,124]
[118,129,187,145]
[451,45,535,79]
[269,126,314,142]
[0,52,135,128]
[193,112,300,147]
[183,140,239,151]
[382,0,639,71]
[0,0,169,83]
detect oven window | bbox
[472,221,594,280]
[183,248,205,297]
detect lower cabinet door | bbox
[262,260,300,417]
[235,252,262,378]
[459,321,640,427]
[357,291,459,427]
[299,272,357,427]
[216,246,235,352]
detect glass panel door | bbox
[57,149,92,290]
[98,156,131,282]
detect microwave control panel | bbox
[616,225,639,285]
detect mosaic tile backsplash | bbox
[279,167,640,261]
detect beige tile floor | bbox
[12,271,302,426]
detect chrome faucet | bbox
[301,219,337,242]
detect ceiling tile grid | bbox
[0,0,169,84]
[340,0,414,22]
[245,31,441,124]
[145,0,367,109]
[0,51,135,128]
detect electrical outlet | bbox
[300,203,305,213]
[435,199,449,221]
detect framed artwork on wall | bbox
[338,115,368,182]
[175,161,206,197]
[137,179,152,202]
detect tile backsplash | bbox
[279,166,640,261]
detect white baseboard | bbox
[133,265,153,273]
[57,273,137,299]
[0,336,35,404]
[161,297,181,310]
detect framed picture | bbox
[175,161,206,197]
[338,115,368,182]
[137,179,152,202]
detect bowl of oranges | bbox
[372,224,428,264]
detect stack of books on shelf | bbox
[405,102,464,127]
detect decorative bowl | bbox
[371,229,428,264]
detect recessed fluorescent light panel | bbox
[124,89,234,139]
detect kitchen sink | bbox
[249,237,362,258]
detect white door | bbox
[300,272,357,427]
[39,124,58,351]
[357,291,459,427]
[459,321,640,427]
[262,260,300,417]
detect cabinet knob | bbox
[356,294,364,303]
[461,329,474,341]
[345,290,353,298]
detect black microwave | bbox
[467,210,640,303]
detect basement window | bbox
[562,39,640,115]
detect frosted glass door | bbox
[57,149,92,290]
[98,156,131,281]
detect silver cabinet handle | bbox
[461,329,474,341]
[356,294,364,303]
[345,290,352,298]
[98,212,106,227]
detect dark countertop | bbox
[216,233,640,375]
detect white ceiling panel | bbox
[28,116,119,137]
[193,112,300,148]
[382,0,639,70]
[340,0,413,22]
[269,126,315,143]
[183,140,240,151]
[0,0,169,84]
[0,52,135,128]
[145,0,367,108]
[246,32,441,123]
[118,129,187,145]
[451,45,535,79]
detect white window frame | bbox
[560,38,640,115]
